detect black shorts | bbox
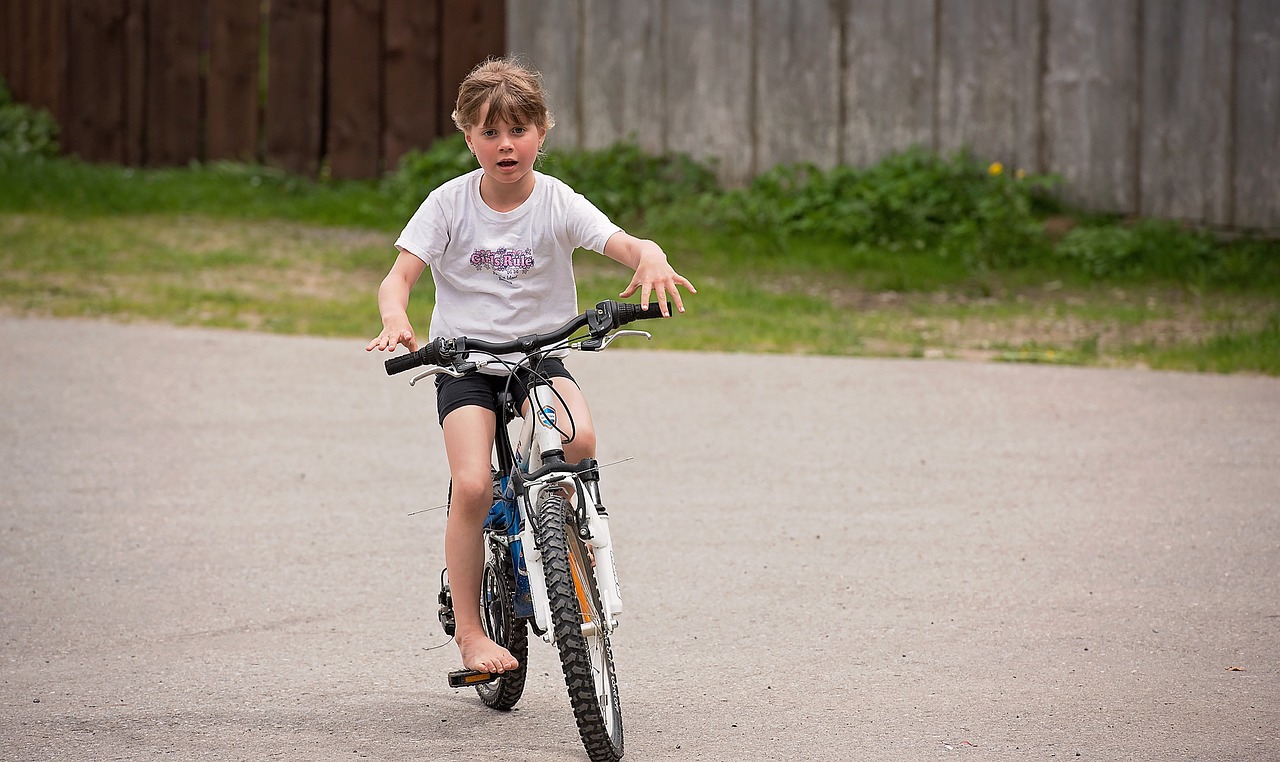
[434,357,576,425]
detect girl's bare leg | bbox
[441,406,519,673]
[444,375,595,672]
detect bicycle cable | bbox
[421,635,455,652]
[490,341,583,458]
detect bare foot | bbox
[456,630,518,673]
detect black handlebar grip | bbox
[384,338,454,375]
[616,301,672,324]
[384,349,425,376]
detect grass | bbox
[2,151,1278,376]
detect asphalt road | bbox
[2,315,1278,761]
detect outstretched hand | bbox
[366,319,418,352]
[614,237,697,317]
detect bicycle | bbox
[384,299,670,762]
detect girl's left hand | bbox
[613,237,697,317]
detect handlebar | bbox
[384,300,671,376]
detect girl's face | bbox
[464,104,546,192]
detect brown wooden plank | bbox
[27,1,51,111]
[327,0,383,178]
[383,0,440,167]
[40,0,71,134]
[0,0,14,99]
[440,0,505,136]
[122,0,146,165]
[3,0,31,103]
[1140,0,1232,226]
[65,0,128,162]
[1234,0,1280,230]
[207,0,262,163]
[145,0,204,166]
[265,0,326,175]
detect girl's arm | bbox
[603,231,697,317]
[366,251,428,352]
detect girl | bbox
[366,57,696,675]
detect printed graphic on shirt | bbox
[470,247,535,284]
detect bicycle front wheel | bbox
[534,490,624,762]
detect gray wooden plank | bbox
[506,0,582,150]
[1042,0,1140,213]
[662,0,754,184]
[1234,0,1280,230]
[1140,0,1233,226]
[755,0,842,171]
[937,0,1042,173]
[842,0,936,168]
[580,0,665,153]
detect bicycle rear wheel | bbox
[476,538,529,710]
[534,490,623,762]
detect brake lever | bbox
[408,361,481,386]
[585,330,651,351]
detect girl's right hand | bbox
[368,252,427,353]
[366,319,418,352]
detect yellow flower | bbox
[988,161,1004,176]
[1015,168,1026,180]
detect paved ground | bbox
[1,315,1278,761]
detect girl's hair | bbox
[452,57,555,132]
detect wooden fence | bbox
[509,0,1280,231]
[0,0,504,177]
[4,0,1277,230]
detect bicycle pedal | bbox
[448,669,500,688]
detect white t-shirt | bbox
[395,169,621,355]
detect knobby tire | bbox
[534,491,624,762]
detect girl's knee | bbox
[565,425,596,462]
[450,470,492,511]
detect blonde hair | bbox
[451,57,555,132]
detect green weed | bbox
[0,76,59,160]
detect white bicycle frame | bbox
[515,379,624,639]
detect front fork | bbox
[515,382,623,639]
[517,472,623,640]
